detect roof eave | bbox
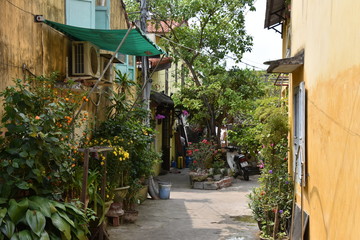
[264,50,305,73]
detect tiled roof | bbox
[147,20,184,33]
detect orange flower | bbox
[35,116,41,120]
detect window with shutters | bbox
[293,81,306,185]
[66,0,96,28]
[95,0,110,29]
[116,54,136,81]
[66,0,110,29]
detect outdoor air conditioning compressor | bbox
[72,41,100,78]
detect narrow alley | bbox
[108,169,260,240]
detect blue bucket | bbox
[159,183,172,199]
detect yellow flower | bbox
[100,161,105,166]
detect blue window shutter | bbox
[95,0,110,30]
[95,6,109,29]
[127,56,136,81]
[66,0,95,28]
[115,55,136,81]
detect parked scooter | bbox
[225,146,261,181]
[233,154,261,180]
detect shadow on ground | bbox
[108,169,260,240]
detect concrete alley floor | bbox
[108,169,260,240]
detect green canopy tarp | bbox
[44,20,166,56]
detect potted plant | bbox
[244,97,293,239]
[122,180,142,223]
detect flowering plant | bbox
[84,105,160,207]
[0,74,93,237]
[155,114,166,119]
[247,97,293,239]
[187,139,218,170]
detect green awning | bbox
[44,20,166,56]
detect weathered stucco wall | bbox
[111,0,129,29]
[289,0,360,238]
[0,0,128,126]
[0,0,66,83]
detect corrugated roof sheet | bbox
[147,20,185,34]
[264,0,286,29]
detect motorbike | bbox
[225,146,261,181]
[233,154,261,180]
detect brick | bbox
[193,182,204,189]
[204,182,219,190]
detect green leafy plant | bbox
[212,160,225,175]
[0,74,93,238]
[123,179,143,211]
[0,75,84,200]
[81,71,162,210]
[0,196,92,240]
[246,97,293,239]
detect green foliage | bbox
[243,96,293,239]
[139,0,255,64]
[125,0,257,140]
[84,88,161,209]
[187,139,219,170]
[92,106,160,185]
[0,74,93,238]
[0,75,83,199]
[174,67,264,140]
[0,196,91,240]
[211,160,225,175]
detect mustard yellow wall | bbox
[110,0,128,29]
[152,63,180,96]
[0,0,128,130]
[288,1,360,238]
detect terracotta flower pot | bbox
[123,210,139,223]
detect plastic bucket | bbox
[159,183,172,199]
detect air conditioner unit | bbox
[72,41,100,78]
[100,56,113,82]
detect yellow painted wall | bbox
[0,0,128,127]
[110,0,128,29]
[288,1,360,238]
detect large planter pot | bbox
[136,185,148,204]
[114,186,130,203]
[123,210,139,223]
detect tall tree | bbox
[124,0,255,139]
[174,66,264,143]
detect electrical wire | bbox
[154,33,265,70]
[0,61,22,69]
[5,0,35,16]
[309,99,360,138]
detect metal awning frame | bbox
[274,73,289,86]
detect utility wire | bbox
[5,0,35,16]
[154,33,265,70]
[0,61,22,69]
